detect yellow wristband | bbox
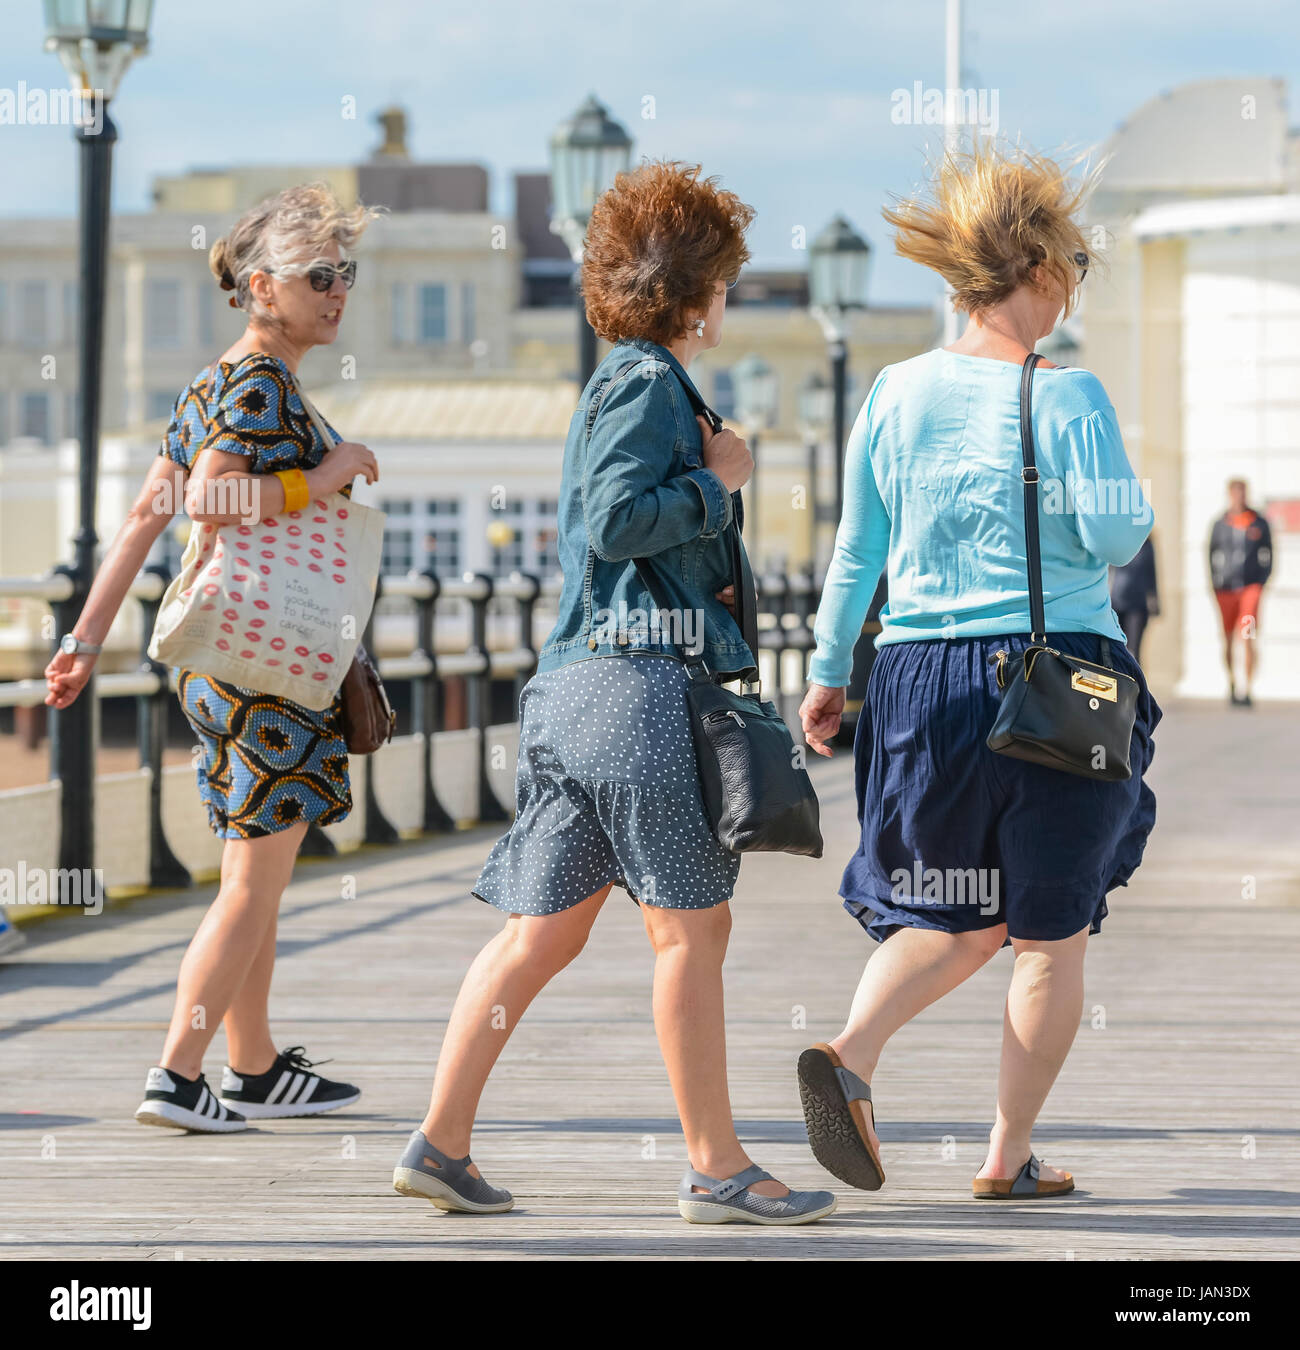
[274,468,310,513]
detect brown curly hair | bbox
[581,161,755,345]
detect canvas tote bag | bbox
[148,375,385,712]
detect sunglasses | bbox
[1074,250,1089,284]
[286,259,358,292]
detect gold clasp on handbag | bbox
[1070,669,1118,702]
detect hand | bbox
[697,416,752,493]
[318,440,378,493]
[799,683,846,758]
[715,584,735,614]
[44,647,97,709]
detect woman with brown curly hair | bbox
[44,184,381,1132]
[796,142,1160,1200]
[393,161,836,1224]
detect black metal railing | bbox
[0,565,822,887]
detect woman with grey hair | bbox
[45,183,382,1133]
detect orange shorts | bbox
[1215,583,1264,638]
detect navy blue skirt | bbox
[843,632,1160,944]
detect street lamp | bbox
[730,353,778,571]
[43,0,154,876]
[808,215,871,528]
[548,94,633,388]
[798,371,832,570]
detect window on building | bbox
[534,497,560,576]
[423,497,461,576]
[20,392,51,444]
[713,369,736,419]
[62,281,77,346]
[147,389,177,422]
[391,283,407,346]
[381,529,415,575]
[418,284,447,343]
[489,496,561,578]
[197,282,214,347]
[19,281,48,347]
[146,279,182,350]
[461,281,476,344]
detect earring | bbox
[695,318,706,338]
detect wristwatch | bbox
[59,634,102,656]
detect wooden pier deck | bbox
[2,701,1297,1261]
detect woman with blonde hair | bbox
[392,161,835,1224]
[797,142,1160,1198]
[45,183,382,1132]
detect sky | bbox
[1,0,1297,307]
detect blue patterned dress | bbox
[159,352,353,839]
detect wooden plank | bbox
[0,702,1297,1260]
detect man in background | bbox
[1110,534,1159,665]
[1209,479,1273,707]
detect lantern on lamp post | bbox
[547,95,633,389]
[808,215,871,528]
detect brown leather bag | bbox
[339,644,396,754]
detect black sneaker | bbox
[134,1066,248,1133]
[219,1046,360,1119]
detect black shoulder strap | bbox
[618,367,758,683]
[1018,353,1046,643]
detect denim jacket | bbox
[536,337,757,680]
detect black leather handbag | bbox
[629,395,823,858]
[985,353,1139,781]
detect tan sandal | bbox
[972,1153,1074,1199]
[796,1042,885,1191]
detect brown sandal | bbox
[972,1153,1074,1199]
[796,1042,885,1191]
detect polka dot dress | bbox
[472,653,740,915]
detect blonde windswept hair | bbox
[208,182,385,324]
[882,140,1101,319]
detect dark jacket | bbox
[1209,509,1273,591]
[1110,536,1159,615]
[536,338,755,680]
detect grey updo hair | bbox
[208,182,384,325]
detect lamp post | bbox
[798,371,832,570]
[730,353,778,572]
[43,0,153,876]
[808,215,871,530]
[548,94,632,389]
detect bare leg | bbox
[977,925,1089,1183]
[1242,630,1257,695]
[223,912,279,1075]
[641,901,790,1200]
[419,884,612,1176]
[825,925,1008,1156]
[158,823,306,1080]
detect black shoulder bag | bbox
[617,382,823,858]
[985,353,1139,780]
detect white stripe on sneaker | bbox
[292,1075,319,1104]
[267,1071,294,1104]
